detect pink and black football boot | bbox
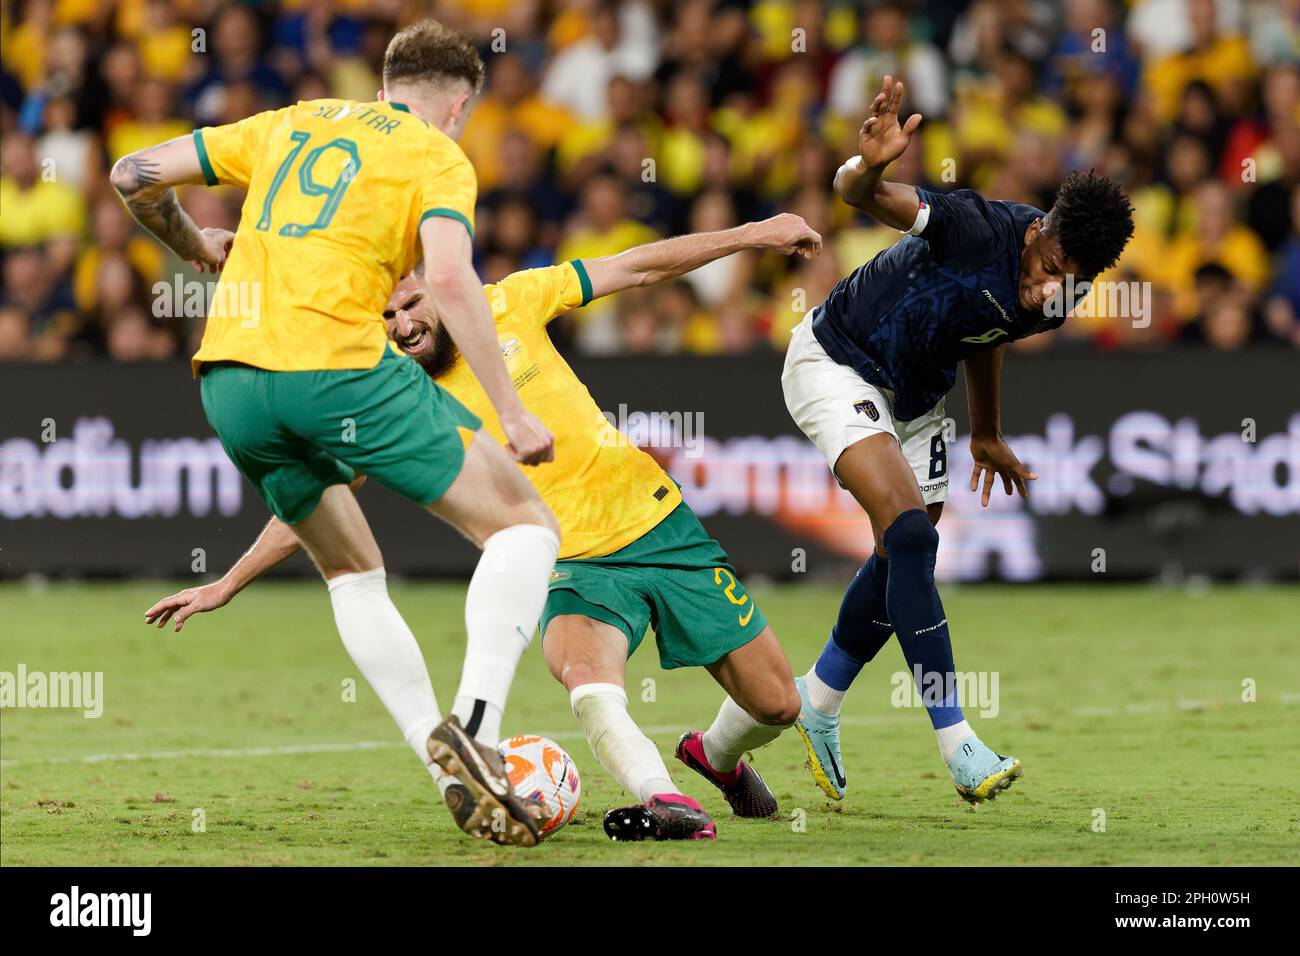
[602,793,717,841]
[675,730,779,819]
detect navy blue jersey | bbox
[811,188,1063,421]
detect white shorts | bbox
[781,315,950,505]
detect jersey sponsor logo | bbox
[853,398,881,421]
[981,289,1011,322]
[499,335,539,387]
[961,327,1009,345]
[548,570,571,584]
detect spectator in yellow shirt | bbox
[135,0,198,82]
[556,174,659,352]
[556,74,663,181]
[658,72,712,196]
[105,77,191,163]
[956,47,1067,186]
[1143,0,1255,124]
[1160,180,1270,318]
[460,52,574,191]
[73,196,164,314]
[557,174,661,264]
[0,133,85,281]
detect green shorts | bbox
[540,502,767,669]
[199,347,480,524]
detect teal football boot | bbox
[794,676,846,800]
[947,733,1023,803]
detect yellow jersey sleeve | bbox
[418,138,479,239]
[489,261,594,327]
[194,108,284,188]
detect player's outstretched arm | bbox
[964,345,1037,507]
[420,216,554,465]
[110,135,233,272]
[580,213,822,300]
[833,74,923,230]
[144,517,300,632]
[145,476,369,631]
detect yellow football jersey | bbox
[190,99,476,374]
[439,261,683,559]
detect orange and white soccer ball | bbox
[498,735,581,838]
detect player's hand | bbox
[500,408,555,465]
[758,213,823,259]
[191,227,234,274]
[145,582,231,632]
[969,434,1037,507]
[858,75,923,170]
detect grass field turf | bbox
[1,580,1297,866]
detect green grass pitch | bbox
[1,580,1297,866]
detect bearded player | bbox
[784,76,1134,803]
[118,20,563,847]
[147,214,824,841]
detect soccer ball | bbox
[498,735,581,838]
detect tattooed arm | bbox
[109,135,231,272]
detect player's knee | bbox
[748,682,801,726]
[770,685,803,726]
[562,659,603,691]
[881,508,939,561]
[561,651,626,694]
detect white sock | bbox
[570,683,677,803]
[326,568,441,767]
[804,666,845,716]
[701,696,785,773]
[936,719,974,764]
[453,523,559,746]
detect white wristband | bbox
[903,199,930,237]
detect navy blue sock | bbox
[881,509,964,730]
[812,552,894,691]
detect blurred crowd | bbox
[1,0,1298,363]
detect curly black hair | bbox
[1041,171,1135,278]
